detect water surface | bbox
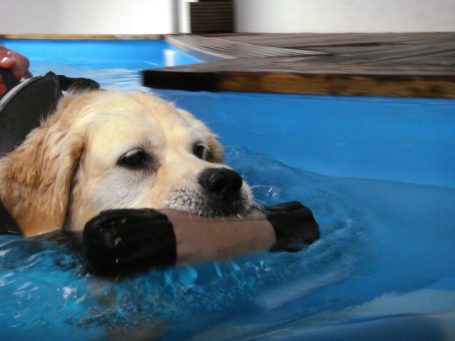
[0,43,454,340]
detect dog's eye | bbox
[117,148,152,170]
[193,143,210,161]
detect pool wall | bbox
[157,90,455,189]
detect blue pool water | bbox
[1,40,455,340]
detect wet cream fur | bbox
[0,91,253,236]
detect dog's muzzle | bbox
[164,167,252,217]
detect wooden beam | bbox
[144,70,455,98]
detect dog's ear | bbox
[0,115,84,236]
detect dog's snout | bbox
[198,168,243,198]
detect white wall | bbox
[0,0,175,35]
[2,0,454,35]
[235,0,455,33]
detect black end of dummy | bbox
[83,209,177,277]
[264,202,320,252]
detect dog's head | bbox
[0,91,253,236]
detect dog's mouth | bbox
[163,185,253,218]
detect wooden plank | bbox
[166,35,327,60]
[144,69,455,98]
[148,57,455,76]
[144,33,455,98]
[219,72,455,98]
[214,32,455,48]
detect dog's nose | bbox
[198,168,243,198]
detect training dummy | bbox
[83,202,319,276]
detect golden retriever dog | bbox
[0,91,253,237]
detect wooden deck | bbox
[143,33,455,98]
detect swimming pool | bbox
[1,39,455,340]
